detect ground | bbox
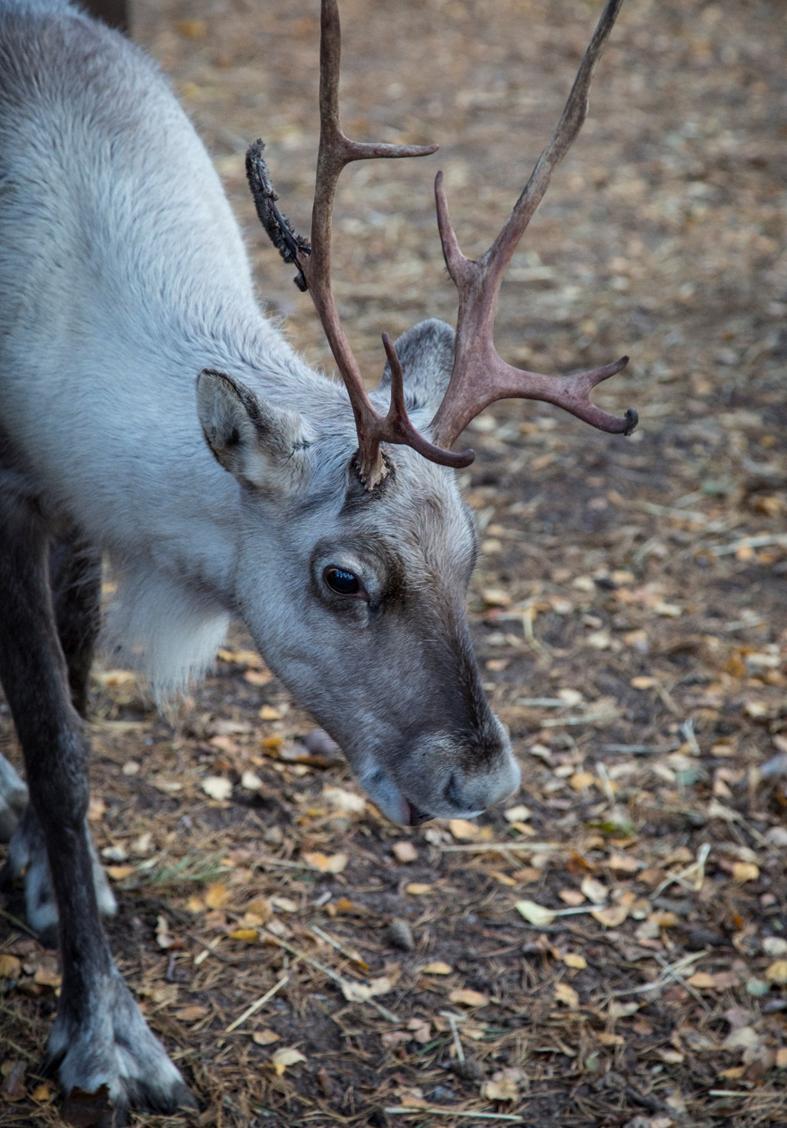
[1,0,785,1125]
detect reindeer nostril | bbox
[445,771,463,809]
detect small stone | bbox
[386,918,415,951]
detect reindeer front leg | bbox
[0,509,193,1117]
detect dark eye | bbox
[323,565,362,596]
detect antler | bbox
[247,0,472,487]
[429,0,637,450]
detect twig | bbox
[440,1011,465,1064]
[384,1110,524,1122]
[225,974,290,1033]
[261,926,400,1023]
[438,841,560,854]
[609,949,707,998]
[309,924,368,970]
[709,533,787,556]
[653,842,710,898]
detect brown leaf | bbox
[448,988,489,1007]
[0,955,22,979]
[303,851,348,874]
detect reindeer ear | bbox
[197,369,313,493]
[377,318,455,416]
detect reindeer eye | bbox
[324,566,362,596]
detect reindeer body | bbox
[1,0,341,687]
[0,0,630,1115]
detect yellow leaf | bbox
[422,961,453,976]
[554,982,579,1008]
[205,882,230,909]
[0,955,22,979]
[252,1029,280,1046]
[405,882,432,895]
[776,1047,787,1069]
[261,734,284,750]
[732,862,759,883]
[515,900,555,927]
[302,851,348,874]
[765,960,787,985]
[448,988,489,1007]
[106,864,135,881]
[217,647,260,666]
[259,705,282,722]
[562,952,587,970]
[271,1047,306,1075]
[228,928,259,943]
[31,1082,54,1103]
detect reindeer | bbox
[0,0,635,1115]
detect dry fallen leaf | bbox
[405,882,433,896]
[732,861,759,883]
[765,960,787,984]
[515,899,556,926]
[271,1047,306,1075]
[448,988,490,1007]
[448,818,491,841]
[0,955,22,979]
[341,975,393,1002]
[562,952,587,970]
[303,851,348,874]
[554,981,580,1009]
[392,841,418,864]
[591,903,630,928]
[205,882,230,909]
[421,961,453,975]
[581,875,608,903]
[253,1028,280,1046]
[228,928,259,943]
[482,1076,519,1102]
[201,775,233,802]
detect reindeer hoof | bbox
[46,969,197,1118]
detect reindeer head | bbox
[197,0,635,824]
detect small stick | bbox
[261,926,400,1023]
[438,840,560,854]
[225,974,290,1034]
[384,1109,524,1122]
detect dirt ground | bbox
[1,0,785,1125]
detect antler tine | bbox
[430,0,637,450]
[249,0,471,487]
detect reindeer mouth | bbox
[357,761,436,826]
[405,802,433,826]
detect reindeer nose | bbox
[445,724,521,814]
